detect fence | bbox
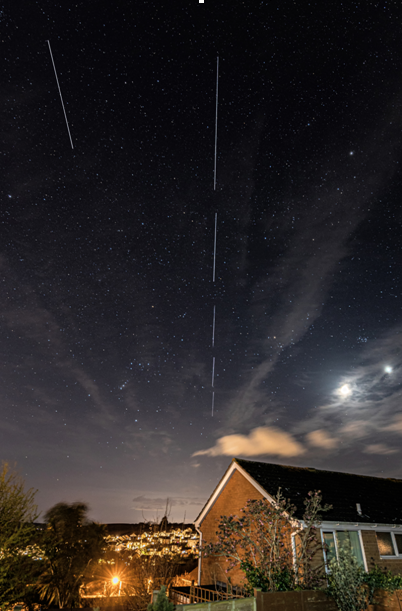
[169,586,402,611]
[255,589,402,611]
[173,593,255,611]
[254,590,337,611]
[170,584,249,605]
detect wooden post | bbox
[254,588,262,611]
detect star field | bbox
[2,0,402,522]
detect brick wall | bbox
[361,531,402,575]
[200,469,265,585]
[199,469,325,586]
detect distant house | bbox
[194,458,402,586]
[104,522,198,557]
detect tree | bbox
[38,502,106,608]
[0,461,39,611]
[203,489,331,593]
[293,490,332,589]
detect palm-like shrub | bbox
[38,502,106,608]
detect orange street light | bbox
[111,576,122,595]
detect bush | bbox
[327,545,367,611]
[147,586,175,611]
[240,562,295,593]
[363,564,402,604]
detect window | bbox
[322,532,337,564]
[376,532,402,557]
[395,534,402,555]
[322,530,365,570]
[376,532,394,556]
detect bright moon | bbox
[339,384,351,396]
[385,366,392,374]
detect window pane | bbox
[394,534,402,555]
[323,532,336,564]
[336,531,349,550]
[376,532,395,556]
[336,531,364,567]
[349,532,364,567]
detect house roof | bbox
[235,458,402,525]
[195,458,402,527]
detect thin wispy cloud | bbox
[288,325,402,457]
[216,95,402,438]
[132,496,205,511]
[363,444,398,455]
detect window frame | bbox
[320,528,367,573]
[376,530,402,559]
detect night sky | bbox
[3,0,402,523]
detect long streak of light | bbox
[211,55,219,417]
[46,40,74,149]
[212,212,217,282]
[212,305,216,347]
[214,55,219,191]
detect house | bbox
[194,458,402,586]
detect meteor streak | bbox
[214,55,219,191]
[213,213,217,282]
[212,305,216,347]
[47,40,74,149]
[210,56,219,417]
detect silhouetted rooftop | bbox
[235,458,402,525]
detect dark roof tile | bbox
[235,458,402,524]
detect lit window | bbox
[376,532,395,556]
[376,532,402,557]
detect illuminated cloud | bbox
[193,426,306,458]
[363,444,398,455]
[306,429,338,450]
[339,421,369,439]
[383,415,402,434]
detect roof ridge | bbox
[234,457,402,484]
